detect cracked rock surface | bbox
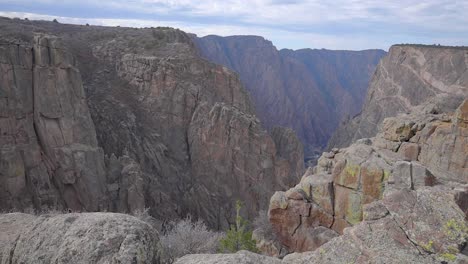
[0,212,159,264]
[0,17,304,229]
[268,99,468,257]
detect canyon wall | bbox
[0,17,304,229]
[263,44,467,262]
[194,35,385,159]
[329,44,468,148]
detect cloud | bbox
[0,0,467,50]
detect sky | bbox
[0,0,467,51]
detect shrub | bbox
[160,216,223,264]
[253,210,276,241]
[219,200,258,253]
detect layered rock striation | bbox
[194,35,385,160]
[329,44,468,149]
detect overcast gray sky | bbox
[1,0,467,50]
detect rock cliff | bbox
[0,17,304,228]
[0,35,108,211]
[194,35,385,160]
[183,99,468,264]
[329,44,468,149]
[267,98,468,260]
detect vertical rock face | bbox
[271,127,305,187]
[329,45,468,149]
[194,35,385,159]
[268,98,468,255]
[0,35,107,211]
[0,18,304,228]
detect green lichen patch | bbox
[344,164,360,178]
[383,170,391,181]
[346,192,363,225]
[443,219,468,241]
[420,240,434,253]
[439,252,457,262]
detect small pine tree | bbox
[219,200,258,253]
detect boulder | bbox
[284,186,467,264]
[383,187,467,256]
[174,250,281,264]
[0,212,159,264]
[269,172,340,252]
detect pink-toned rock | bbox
[398,142,420,161]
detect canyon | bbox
[0,17,303,230]
[0,17,467,264]
[194,35,386,161]
[181,45,468,263]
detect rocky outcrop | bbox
[174,250,281,264]
[268,99,468,254]
[194,35,385,160]
[0,212,159,264]
[329,45,468,149]
[283,184,468,263]
[0,17,304,228]
[0,35,108,211]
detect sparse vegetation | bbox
[252,210,276,241]
[219,200,258,253]
[159,216,223,264]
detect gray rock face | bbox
[0,35,107,211]
[194,35,385,159]
[282,184,467,264]
[270,127,305,187]
[0,212,159,264]
[0,17,304,229]
[267,99,468,257]
[329,45,468,149]
[174,250,281,264]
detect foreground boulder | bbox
[174,250,281,264]
[0,212,159,264]
[283,185,468,264]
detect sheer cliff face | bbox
[0,18,303,228]
[328,45,468,148]
[0,35,107,211]
[194,35,386,158]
